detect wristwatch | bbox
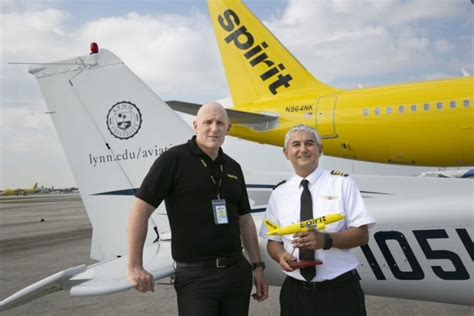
[323,233,333,250]
[252,261,266,270]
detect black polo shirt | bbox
[136,136,251,262]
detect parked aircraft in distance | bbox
[1,45,472,311]
[265,213,344,236]
[0,183,40,196]
[168,0,474,168]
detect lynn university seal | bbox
[106,101,142,139]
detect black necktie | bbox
[300,179,316,281]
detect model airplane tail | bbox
[1,46,192,311]
[208,0,337,106]
[265,213,345,236]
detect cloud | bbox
[2,6,228,101]
[0,104,72,188]
[266,0,472,87]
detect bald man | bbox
[127,102,268,316]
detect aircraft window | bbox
[399,105,405,113]
[375,107,381,116]
[423,103,430,111]
[450,101,456,109]
[363,109,369,116]
[436,102,443,110]
[387,107,393,114]
[463,100,471,108]
[411,105,417,112]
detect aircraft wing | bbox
[0,242,174,311]
[167,100,279,124]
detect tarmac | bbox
[0,194,472,315]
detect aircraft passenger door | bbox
[316,96,337,138]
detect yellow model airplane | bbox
[169,0,473,167]
[265,213,345,236]
[0,183,40,196]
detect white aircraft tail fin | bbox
[461,68,470,77]
[1,47,189,312]
[29,48,193,260]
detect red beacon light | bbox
[90,42,99,54]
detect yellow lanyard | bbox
[200,159,224,199]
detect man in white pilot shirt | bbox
[260,124,375,316]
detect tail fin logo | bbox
[264,220,278,234]
[218,9,293,95]
[106,101,142,140]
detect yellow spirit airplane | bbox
[0,183,40,196]
[169,0,474,167]
[265,213,344,236]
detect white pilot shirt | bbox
[259,167,375,282]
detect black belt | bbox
[290,270,358,290]
[175,254,242,269]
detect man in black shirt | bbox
[127,102,268,315]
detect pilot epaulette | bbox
[330,170,349,177]
[272,180,287,190]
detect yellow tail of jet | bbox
[264,219,279,235]
[208,0,337,106]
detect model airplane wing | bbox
[167,100,279,124]
[0,243,174,311]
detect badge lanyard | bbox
[200,159,224,199]
[200,158,228,224]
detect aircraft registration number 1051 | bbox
[361,228,473,280]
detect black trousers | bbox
[173,255,253,316]
[280,271,367,316]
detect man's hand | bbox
[278,251,297,272]
[127,198,156,293]
[292,230,325,250]
[127,265,155,293]
[251,268,269,302]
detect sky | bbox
[1,0,473,188]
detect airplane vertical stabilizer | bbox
[29,49,193,260]
[208,0,338,106]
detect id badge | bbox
[212,199,229,224]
